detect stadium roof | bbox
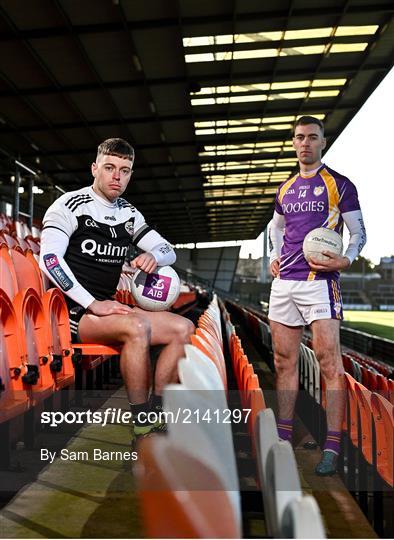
[0,1,393,243]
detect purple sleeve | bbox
[338,179,361,214]
[275,191,284,215]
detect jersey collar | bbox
[89,186,119,208]
[299,163,325,179]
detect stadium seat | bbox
[299,346,306,389]
[182,344,224,391]
[25,237,40,254]
[196,327,224,361]
[371,393,394,487]
[354,382,373,465]
[301,344,320,403]
[0,245,54,400]
[388,380,394,406]
[9,246,44,294]
[376,374,389,400]
[137,436,241,538]
[197,315,222,347]
[171,290,197,313]
[0,232,20,250]
[225,320,235,343]
[9,247,74,388]
[248,313,260,341]
[190,334,227,389]
[265,441,303,538]
[235,353,248,393]
[206,296,222,335]
[351,359,362,382]
[344,373,359,446]
[41,288,74,389]
[248,387,266,445]
[281,496,326,538]
[163,383,241,525]
[255,408,280,537]
[258,319,271,349]
[7,245,119,388]
[0,290,29,423]
[178,357,221,392]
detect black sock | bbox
[150,394,163,412]
[129,401,150,426]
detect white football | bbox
[303,227,343,262]
[131,265,180,311]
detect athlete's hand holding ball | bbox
[131,252,158,274]
[303,227,350,273]
[308,251,350,272]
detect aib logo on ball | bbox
[142,273,171,302]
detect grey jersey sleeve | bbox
[269,211,285,263]
[342,209,367,264]
[132,209,176,266]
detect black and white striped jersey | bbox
[39,186,175,308]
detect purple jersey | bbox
[275,164,360,281]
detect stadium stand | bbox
[225,299,394,537]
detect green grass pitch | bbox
[343,311,394,341]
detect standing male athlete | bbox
[40,138,195,444]
[268,116,366,475]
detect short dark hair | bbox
[294,116,324,135]
[96,138,134,161]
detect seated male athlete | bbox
[39,138,195,442]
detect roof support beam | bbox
[0,102,359,134]
[0,5,390,41]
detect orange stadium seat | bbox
[248,386,266,446]
[0,245,54,401]
[41,288,74,389]
[9,247,74,389]
[0,289,29,423]
[24,249,47,294]
[344,373,359,447]
[235,354,248,392]
[195,327,223,364]
[388,380,394,406]
[0,232,20,250]
[241,362,254,388]
[138,436,240,538]
[25,237,40,254]
[355,382,373,465]
[198,314,222,346]
[9,245,121,384]
[371,393,394,487]
[171,290,197,312]
[190,334,227,389]
[376,374,389,400]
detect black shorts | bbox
[66,298,135,343]
[66,299,86,343]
